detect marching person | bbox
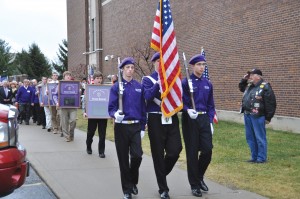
[181,54,215,197]
[38,77,49,129]
[48,72,60,134]
[142,52,182,199]
[59,71,78,142]
[0,81,13,105]
[239,69,276,163]
[31,79,39,123]
[84,71,108,158]
[108,57,146,199]
[15,79,34,125]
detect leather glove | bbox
[187,109,198,119]
[140,130,145,139]
[210,123,214,135]
[114,110,124,122]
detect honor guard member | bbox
[108,57,146,199]
[142,52,182,199]
[239,69,276,163]
[84,71,108,158]
[181,54,215,197]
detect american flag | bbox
[201,48,210,80]
[201,47,218,124]
[88,65,94,84]
[150,0,183,117]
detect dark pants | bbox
[19,103,31,123]
[147,113,182,194]
[37,105,46,126]
[32,103,39,122]
[86,118,108,154]
[182,112,213,189]
[114,123,143,194]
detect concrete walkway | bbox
[19,123,267,199]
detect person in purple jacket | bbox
[15,79,34,125]
[108,57,146,199]
[142,52,182,199]
[181,54,215,197]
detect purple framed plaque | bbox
[38,85,49,106]
[47,83,58,106]
[59,81,80,108]
[85,84,112,118]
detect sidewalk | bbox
[19,123,267,199]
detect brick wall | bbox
[68,0,300,118]
[67,0,88,78]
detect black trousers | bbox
[31,103,39,122]
[114,123,143,194]
[86,118,108,154]
[19,103,31,123]
[37,105,46,126]
[181,112,213,189]
[148,113,182,194]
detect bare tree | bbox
[129,42,156,81]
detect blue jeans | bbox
[244,114,267,162]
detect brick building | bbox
[67,0,300,133]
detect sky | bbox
[0,0,67,61]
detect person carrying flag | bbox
[142,52,182,199]
[181,54,215,197]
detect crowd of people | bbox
[0,52,276,199]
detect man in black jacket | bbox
[0,81,13,105]
[239,69,276,163]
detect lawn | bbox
[76,112,300,199]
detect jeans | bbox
[244,114,267,162]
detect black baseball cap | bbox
[248,68,262,76]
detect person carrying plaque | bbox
[60,71,78,142]
[84,71,108,158]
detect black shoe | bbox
[19,121,23,124]
[25,122,29,125]
[199,180,208,191]
[99,153,105,158]
[160,191,170,199]
[132,184,138,195]
[60,133,64,137]
[86,148,92,155]
[33,120,36,123]
[123,193,132,199]
[192,188,202,197]
[42,126,46,129]
[255,160,266,164]
[246,159,256,163]
[47,128,51,132]
[37,122,41,125]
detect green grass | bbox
[76,112,300,199]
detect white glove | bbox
[210,123,214,135]
[187,109,198,119]
[140,130,145,138]
[114,110,125,122]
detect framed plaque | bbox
[38,85,49,106]
[59,81,80,108]
[47,83,58,106]
[85,84,112,118]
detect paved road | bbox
[2,166,57,199]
